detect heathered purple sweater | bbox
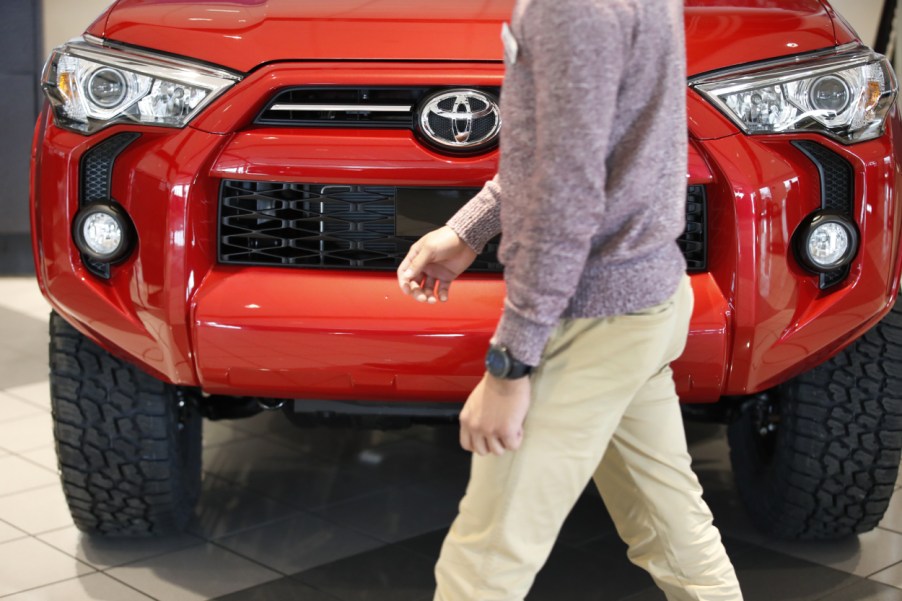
[447,0,688,366]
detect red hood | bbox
[92,0,843,75]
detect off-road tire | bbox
[728,301,902,540]
[49,312,202,536]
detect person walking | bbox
[397,0,744,599]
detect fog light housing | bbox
[793,212,858,274]
[72,203,134,263]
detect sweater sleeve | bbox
[446,174,502,254]
[492,1,627,366]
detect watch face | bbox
[485,347,510,377]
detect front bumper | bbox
[30,62,902,404]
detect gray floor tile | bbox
[0,411,54,453]
[38,524,203,570]
[0,518,27,544]
[188,474,300,540]
[107,543,281,601]
[0,318,48,391]
[0,390,45,422]
[204,420,257,448]
[529,535,654,600]
[760,527,902,578]
[328,438,471,488]
[818,579,902,600]
[881,489,902,534]
[215,512,384,575]
[0,278,51,322]
[233,412,409,460]
[729,544,867,600]
[398,528,448,560]
[1,572,154,600]
[204,437,395,509]
[0,305,48,357]
[870,560,902,589]
[20,445,60,472]
[294,541,436,601]
[213,577,341,601]
[312,484,460,544]
[5,380,52,410]
[0,454,58,496]
[0,537,94,596]
[557,485,617,548]
[0,483,73,534]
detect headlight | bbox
[691,46,897,144]
[42,36,241,134]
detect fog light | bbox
[72,203,133,263]
[793,212,858,274]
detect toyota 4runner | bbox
[30,0,902,539]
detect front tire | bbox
[728,301,902,540]
[49,312,202,536]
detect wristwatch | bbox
[485,344,534,379]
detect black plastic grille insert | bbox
[792,141,855,289]
[78,132,140,279]
[219,181,706,274]
[682,186,707,271]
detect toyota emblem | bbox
[418,89,501,152]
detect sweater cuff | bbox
[446,199,500,254]
[492,306,557,367]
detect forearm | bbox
[446,175,502,254]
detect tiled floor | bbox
[2,276,902,600]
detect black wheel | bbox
[728,300,902,540]
[49,312,202,536]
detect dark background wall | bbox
[0,1,42,274]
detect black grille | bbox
[219,181,706,274]
[257,87,427,128]
[78,133,140,279]
[80,133,140,205]
[793,141,854,213]
[681,186,707,271]
[792,141,855,289]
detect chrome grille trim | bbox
[269,104,413,112]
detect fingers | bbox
[437,279,451,303]
[398,244,443,304]
[486,436,507,456]
[471,434,490,457]
[459,423,472,453]
[500,429,523,452]
[422,276,438,304]
[397,242,422,295]
[398,240,437,295]
[406,277,435,303]
[460,422,513,456]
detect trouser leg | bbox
[434,276,741,601]
[593,368,743,601]
[593,277,742,600]
[433,324,637,601]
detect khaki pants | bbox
[434,276,743,601]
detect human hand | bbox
[459,373,531,456]
[397,226,477,303]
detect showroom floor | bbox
[2,278,902,600]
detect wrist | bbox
[485,372,530,394]
[485,344,534,380]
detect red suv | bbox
[32,0,902,540]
